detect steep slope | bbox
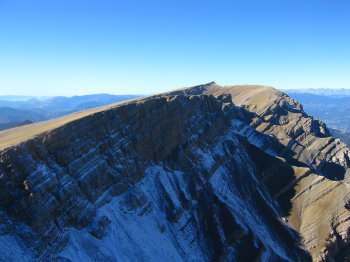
[168,83,350,261]
[0,83,349,261]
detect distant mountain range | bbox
[0,94,141,130]
[2,90,350,149]
[284,88,350,96]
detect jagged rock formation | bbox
[0,83,349,261]
[284,91,350,134]
[330,128,350,147]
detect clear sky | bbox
[0,0,349,96]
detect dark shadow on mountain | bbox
[242,141,311,261]
[320,162,345,180]
[336,247,350,262]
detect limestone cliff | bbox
[0,83,349,261]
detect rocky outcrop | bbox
[0,83,349,261]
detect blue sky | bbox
[0,0,349,96]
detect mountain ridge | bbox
[0,83,349,261]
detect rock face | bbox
[0,83,349,261]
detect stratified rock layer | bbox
[0,83,349,262]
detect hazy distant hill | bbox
[0,94,141,130]
[0,94,140,112]
[0,95,37,101]
[0,120,33,131]
[0,107,48,123]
